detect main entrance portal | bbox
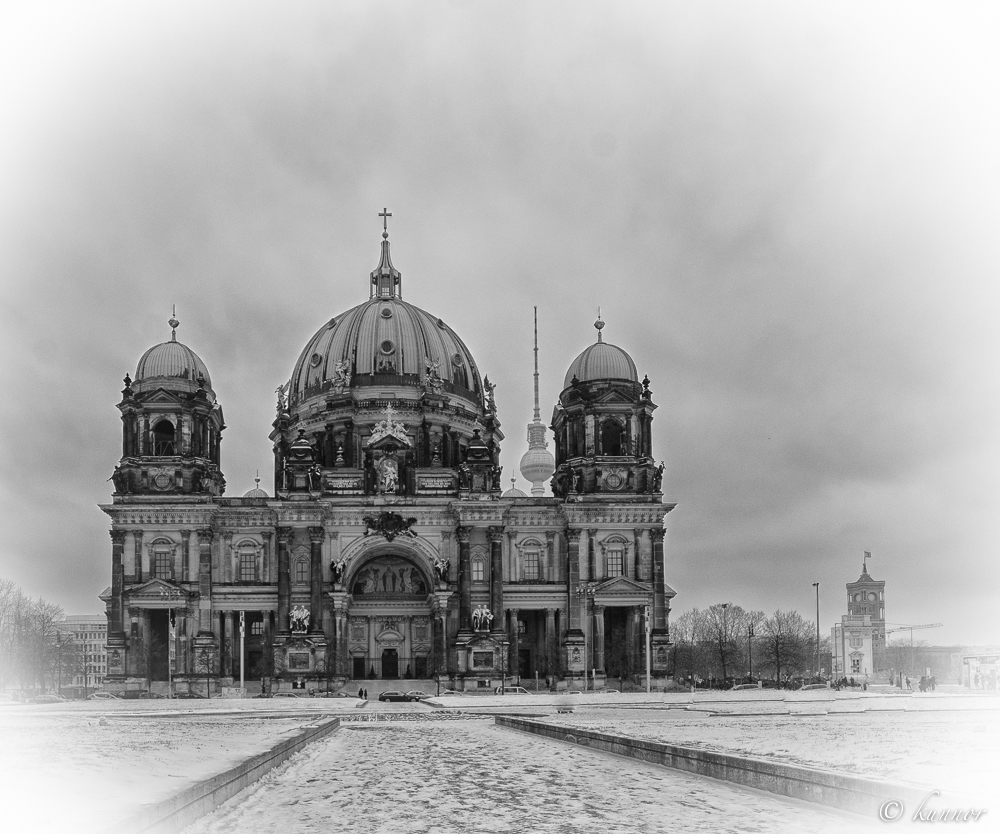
[345,552,439,680]
[381,648,399,679]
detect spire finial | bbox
[532,306,541,423]
[379,207,392,240]
[595,307,604,343]
[255,469,260,488]
[168,305,179,342]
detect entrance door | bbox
[353,656,367,680]
[382,648,399,679]
[518,649,532,680]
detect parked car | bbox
[174,692,203,699]
[404,690,431,701]
[565,690,583,695]
[377,690,412,702]
[86,691,121,700]
[437,689,466,697]
[30,693,68,704]
[273,692,304,698]
[494,686,531,695]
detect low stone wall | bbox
[101,717,341,834]
[496,716,931,817]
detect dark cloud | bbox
[1,1,997,644]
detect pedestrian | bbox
[363,687,368,699]
[358,687,363,699]
[905,676,911,690]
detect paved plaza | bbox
[182,719,881,834]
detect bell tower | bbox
[550,317,660,497]
[112,313,226,497]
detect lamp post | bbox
[812,582,821,681]
[159,586,182,698]
[721,602,730,686]
[500,640,510,695]
[644,604,651,694]
[577,583,597,689]
[747,623,755,682]
[239,611,245,697]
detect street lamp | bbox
[577,583,597,690]
[644,604,652,693]
[239,611,245,697]
[159,586,182,698]
[747,623,755,682]
[721,603,730,686]
[812,582,821,681]
[500,640,510,695]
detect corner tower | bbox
[550,317,660,497]
[113,312,226,497]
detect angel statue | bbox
[275,382,289,413]
[289,605,310,634]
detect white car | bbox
[87,691,121,700]
[495,686,531,695]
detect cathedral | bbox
[100,221,677,694]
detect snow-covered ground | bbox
[4,691,994,832]
[182,720,883,834]
[547,707,998,800]
[0,707,321,833]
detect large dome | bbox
[134,315,214,397]
[288,234,482,411]
[563,321,638,388]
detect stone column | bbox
[440,531,453,583]
[651,528,667,630]
[632,529,642,580]
[508,608,520,682]
[196,528,214,636]
[457,527,472,631]
[545,532,555,583]
[276,527,292,635]
[262,612,273,680]
[506,530,518,582]
[109,531,126,641]
[587,529,597,581]
[593,605,606,673]
[488,526,504,629]
[328,531,340,580]
[134,530,145,582]
[223,532,234,584]
[335,609,348,677]
[223,611,234,677]
[545,607,558,678]
[180,530,191,582]
[308,527,325,634]
[566,529,582,630]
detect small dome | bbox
[563,341,638,388]
[243,474,268,498]
[502,478,528,498]
[133,314,214,397]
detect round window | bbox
[380,307,393,318]
[309,353,322,368]
[452,353,463,367]
[380,340,396,355]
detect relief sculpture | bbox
[351,556,427,596]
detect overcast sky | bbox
[2,1,998,646]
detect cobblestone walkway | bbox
[183,720,880,834]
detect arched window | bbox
[520,540,542,581]
[471,558,485,583]
[601,536,628,579]
[237,544,257,583]
[293,558,310,584]
[152,419,176,455]
[150,539,173,579]
[600,418,624,456]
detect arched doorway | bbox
[344,551,437,680]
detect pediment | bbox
[123,578,190,605]
[594,576,650,596]
[592,389,636,405]
[141,388,184,405]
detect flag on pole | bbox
[864,551,871,566]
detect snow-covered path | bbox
[183,720,880,834]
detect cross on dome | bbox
[379,207,392,239]
[169,305,179,342]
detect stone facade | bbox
[101,230,677,694]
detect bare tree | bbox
[760,610,812,681]
[704,603,752,684]
[671,608,710,683]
